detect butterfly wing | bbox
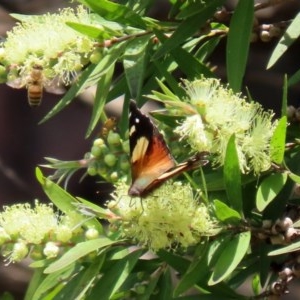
[128,101,208,197]
[128,101,176,196]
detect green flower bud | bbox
[11,241,29,262]
[97,162,108,177]
[30,245,44,260]
[122,140,130,154]
[110,171,119,182]
[98,144,109,156]
[85,228,99,240]
[55,225,72,243]
[107,131,121,147]
[87,166,98,176]
[134,283,146,295]
[43,242,60,259]
[120,155,130,171]
[89,49,103,64]
[91,145,102,158]
[104,153,117,167]
[93,138,105,147]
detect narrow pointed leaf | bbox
[256,173,288,212]
[224,135,243,214]
[209,231,251,285]
[53,254,105,299]
[45,238,117,273]
[226,0,254,92]
[153,0,224,60]
[88,249,143,299]
[86,64,114,137]
[40,42,126,123]
[269,240,300,256]
[31,265,76,300]
[288,68,300,87]
[81,0,147,29]
[270,116,287,164]
[267,12,300,69]
[281,75,288,117]
[123,36,149,100]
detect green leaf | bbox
[281,75,288,117]
[289,172,300,184]
[268,240,300,256]
[39,64,96,124]
[40,42,127,123]
[223,135,243,214]
[37,170,103,232]
[174,243,209,296]
[81,0,147,29]
[270,116,287,164]
[52,254,105,299]
[288,68,300,87]
[24,268,45,300]
[155,268,173,300]
[256,173,288,212]
[66,22,112,40]
[209,231,251,285]
[153,0,224,59]
[123,36,149,100]
[226,0,254,92]
[86,64,114,137]
[171,46,214,78]
[31,264,76,300]
[157,250,190,274]
[267,12,300,69]
[45,238,117,273]
[88,248,144,299]
[213,199,242,223]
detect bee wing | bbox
[6,78,24,89]
[44,77,66,95]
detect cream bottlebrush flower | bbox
[3,6,96,85]
[175,78,277,174]
[107,181,217,251]
[0,200,84,245]
[0,201,58,244]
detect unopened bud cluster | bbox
[0,201,99,264]
[258,217,299,245]
[86,130,130,183]
[267,258,300,298]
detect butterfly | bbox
[128,100,208,197]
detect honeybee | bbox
[26,65,44,107]
[99,117,117,138]
[6,64,64,107]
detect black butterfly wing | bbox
[128,101,176,196]
[128,101,208,197]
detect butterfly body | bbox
[128,100,208,197]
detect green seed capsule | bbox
[120,155,130,171]
[104,153,117,167]
[91,145,102,157]
[107,131,121,147]
[87,166,97,176]
[122,140,130,154]
[89,49,103,64]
